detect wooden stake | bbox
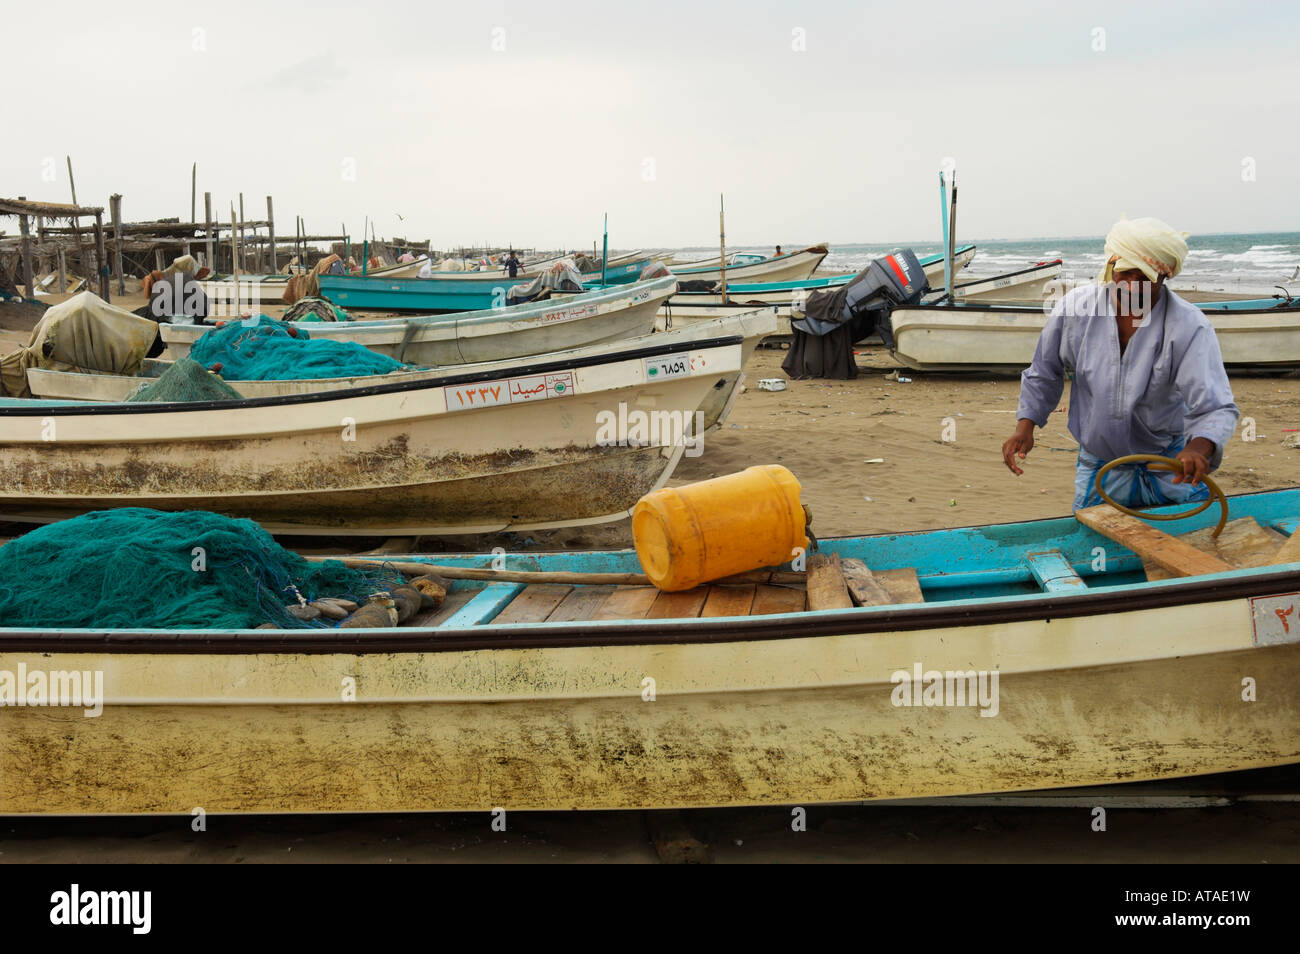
[17,201,34,300]
[266,196,277,273]
[204,192,214,272]
[190,162,196,224]
[93,211,109,302]
[109,194,126,294]
[238,193,246,272]
[230,206,239,282]
[56,247,66,294]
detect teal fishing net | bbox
[190,315,410,381]
[124,357,245,403]
[0,509,405,630]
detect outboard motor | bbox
[783,249,929,379]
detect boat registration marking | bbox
[644,354,691,380]
[539,302,598,324]
[1249,592,1300,646]
[445,372,576,409]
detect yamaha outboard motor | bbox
[783,249,929,380]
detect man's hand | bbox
[1002,420,1036,476]
[1172,438,1215,485]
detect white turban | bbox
[1097,217,1190,284]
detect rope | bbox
[1093,454,1228,539]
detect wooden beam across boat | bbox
[1075,505,1235,577]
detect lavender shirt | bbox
[1016,285,1239,468]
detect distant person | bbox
[504,251,522,278]
[774,245,783,257]
[1002,217,1238,511]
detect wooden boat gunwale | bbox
[5,490,1300,653]
[0,333,744,416]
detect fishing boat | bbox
[653,248,1026,338]
[3,485,1299,814]
[200,258,429,307]
[669,244,830,284]
[0,333,742,535]
[161,276,679,366]
[317,259,654,314]
[25,309,781,438]
[886,294,1300,371]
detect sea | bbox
[662,232,1300,292]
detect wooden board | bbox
[701,584,757,618]
[647,587,710,620]
[546,585,616,623]
[875,568,924,604]
[1145,517,1288,581]
[840,557,895,606]
[410,588,476,628]
[750,584,806,615]
[592,586,659,621]
[1269,520,1300,566]
[1075,505,1234,578]
[806,553,853,610]
[1023,549,1087,593]
[492,583,573,624]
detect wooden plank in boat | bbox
[839,558,895,606]
[547,585,616,623]
[1024,549,1087,593]
[493,584,573,624]
[806,553,853,610]
[874,568,924,604]
[701,584,757,618]
[592,586,659,621]
[750,584,806,615]
[1145,517,1287,581]
[410,588,476,628]
[1075,506,1234,577]
[647,587,710,619]
[1269,519,1300,566]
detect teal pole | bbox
[601,214,608,287]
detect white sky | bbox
[5,0,1297,250]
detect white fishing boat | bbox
[162,276,679,366]
[4,486,1300,814]
[887,294,1300,371]
[669,245,829,284]
[0,333,743,535]
[27,309,781,437]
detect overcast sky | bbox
[6,0,1297,250]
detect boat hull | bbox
[670,246,829,284]
[0,336,742,534]
[26,310,780,436]
[2,592,1296,813]
[162,277,678,366]
[889,299,1300,371]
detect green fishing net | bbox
[0,509,405,629]
[124,357,245,403]
[190,315,410,380]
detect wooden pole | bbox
[17,200,34,300]
[238,193,246,272]
[204,192,214,272]
[266,196,277,273]
[109,193,126,294]
[190,162,196,225]
[719,193,727,303]
[93,211,109,302]
[65,156,91,285]
[230,206,239,282]
[56,247,66,294]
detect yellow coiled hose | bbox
[1093,454,1228,539]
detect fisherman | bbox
[1001,217,1239,510]
[504,250,522,278]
